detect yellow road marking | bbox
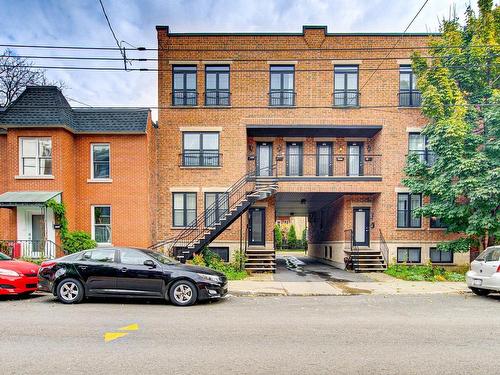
[119,323,139,331]
[104,332,129,343]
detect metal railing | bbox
[269,90,296,106]
[151,165,277,257]
[0,239,59,259]
[398,91,422,107]
[172,90,198,106]
[205,90,231,106]
[275,153,382,177]
[344,229,359,271]
[333,90,360,107]
[180,152,222,167]
[379,230,389,266]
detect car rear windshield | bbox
[0,253,11,260]
[476,247,500,262]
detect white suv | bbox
[466,246,500,296]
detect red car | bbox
[0,253,40,296]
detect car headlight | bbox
[197,273,222,283]
[0,268,21,277]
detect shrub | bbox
[301,228,308,250]
[287,224,297,249]
[63,231,97,254]
[196,248,248,280]
[385,263,467,282]
[274,224,283,249]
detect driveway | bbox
[275,253,372,282]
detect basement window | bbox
[397,247,421,263]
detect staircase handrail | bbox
[379,229,390,265]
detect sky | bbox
[0,0,478,119]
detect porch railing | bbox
[276,153,381,178]
[0,240,59,259]
[344,229,359,270]
[379,230,389,265]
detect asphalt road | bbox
[1,293,499,375]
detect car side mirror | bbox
[144,259,156,268]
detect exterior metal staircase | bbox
[151,167,278,263]
[344,229,387,272]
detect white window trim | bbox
[91,205,112,246]
[89,143,112,182]
[18,137,53,178]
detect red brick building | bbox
[155,25,468,271]
[0,86,157,258]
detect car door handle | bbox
[78,265,87,270]
[121,267,128,272]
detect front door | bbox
[317,142,333,176]
[353,208,370,246]
[31,214,45,256]
[256,142,272,176]
[347,142,364,176]
[248,207,266,246]
[286,142,303,176]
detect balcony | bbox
[205,90,231,106]
[333,90,359,107]
[398,91,422,107]
[269,90,296,107]
[180,152,222,167]
[172,90,198,106]
[273,153,381,180]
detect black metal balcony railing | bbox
[269,90,296,106]
[205,90,231,106]
[333,90,360,107]
[172,90,198,106]
[180,152,222,167]
[398,91,422,107]
[276,153,381,177]
[407,150,436,166]
[0,239,58,259]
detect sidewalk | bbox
[228,273,469,297]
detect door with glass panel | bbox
[256,142,272,176]
[248,207,265,246]
[353,208,370,246]
[347,142,363,176]
[286,142,303,176]
[316,142,333,176]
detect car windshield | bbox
[0,253,11,260]
[140,249,179,265]
[476,247,500,262]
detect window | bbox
[397,247,421,263]
[269,65,295,106]
[173,193,196,227]
[399,65,421,107]
[19,138,52,176]
[397,193,422,228]
[82,249,115,263]
[172,65,197,106]
[334,65,359,107]
[484,248,500,262]
[409,133,436,166]
[205,65,230,106]
[205,192,229,227]
[182,132,220,167]
[120,249,151,266]
[92,206,111,244]
[429,196,447,228]
[91,144,110,179]
[209,247,229,262]
[430,247,453,263]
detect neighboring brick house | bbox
[155,25,469,271]
[0,86,157,258]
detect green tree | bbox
[274,223,283,249]
[287,224,297,249]
[404,0,500,252]
[301,228,308,250]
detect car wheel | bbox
[470,287,491,296]
[168,280,198,307]
[57,278,85,304]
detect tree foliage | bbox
[287,224,298,249]
[0,49,65,107]
[404,0,500,252]
[274,223,283,249]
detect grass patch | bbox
[385,263,466,282]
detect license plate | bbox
[473,279,482,286]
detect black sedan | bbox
[37,247,227,306]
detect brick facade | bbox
[156,25,468,266]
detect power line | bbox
[360,0,430,91]
[66,97,93,107]
[98,0,129,70]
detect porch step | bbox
[245,248,276,273]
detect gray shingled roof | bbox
[0,86,149,133]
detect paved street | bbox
[1,293,499,375]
